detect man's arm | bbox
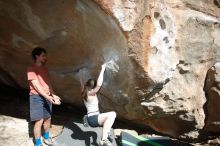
[47,80,61,101]
[30,79,57,104]
[46,70,61,104]
[49,87,61,105]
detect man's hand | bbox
[46,95,61,105]
[46,95,56,104]
[52,95,61,105]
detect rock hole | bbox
[159,19,166,29]
[163,36,169,44]
[179,60,185,64]
[154,12,160,18]
[152,46,158,54]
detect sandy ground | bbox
[0,115,34,146]
[0,111,65,146]
[0,115,63,146]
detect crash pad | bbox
[53,117,117,146]
[120,131,192,146]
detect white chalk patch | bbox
[61,31,67,36]
[214,62,220,69]
[105,59,119,72]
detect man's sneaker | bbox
[35,143,43,146]
[35,144,43,146]
[99,139,112,146]
[43,137,53,145]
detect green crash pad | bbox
[120,131,192,146]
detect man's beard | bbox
[41,60,47,66]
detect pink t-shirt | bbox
[27,64,51,95]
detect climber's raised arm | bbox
[79,69,85,92]
[91,64,106,93]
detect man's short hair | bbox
[32,47,47,61]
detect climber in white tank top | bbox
[83,93,99,116]
[80,64,116,146]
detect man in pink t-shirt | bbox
[27,47,61,146]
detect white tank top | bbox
[83,95,99,116]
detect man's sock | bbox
[35,138,42,146]
[43,131,49,139]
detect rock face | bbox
[0,0,220,140]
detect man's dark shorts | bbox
[29,94,52,121]
[87,114,99,127]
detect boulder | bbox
[0,0,220,140]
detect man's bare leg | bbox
[42,117,53,145]
[43,117,51,133]
[34,119,44,138]
[34,119,44,146]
